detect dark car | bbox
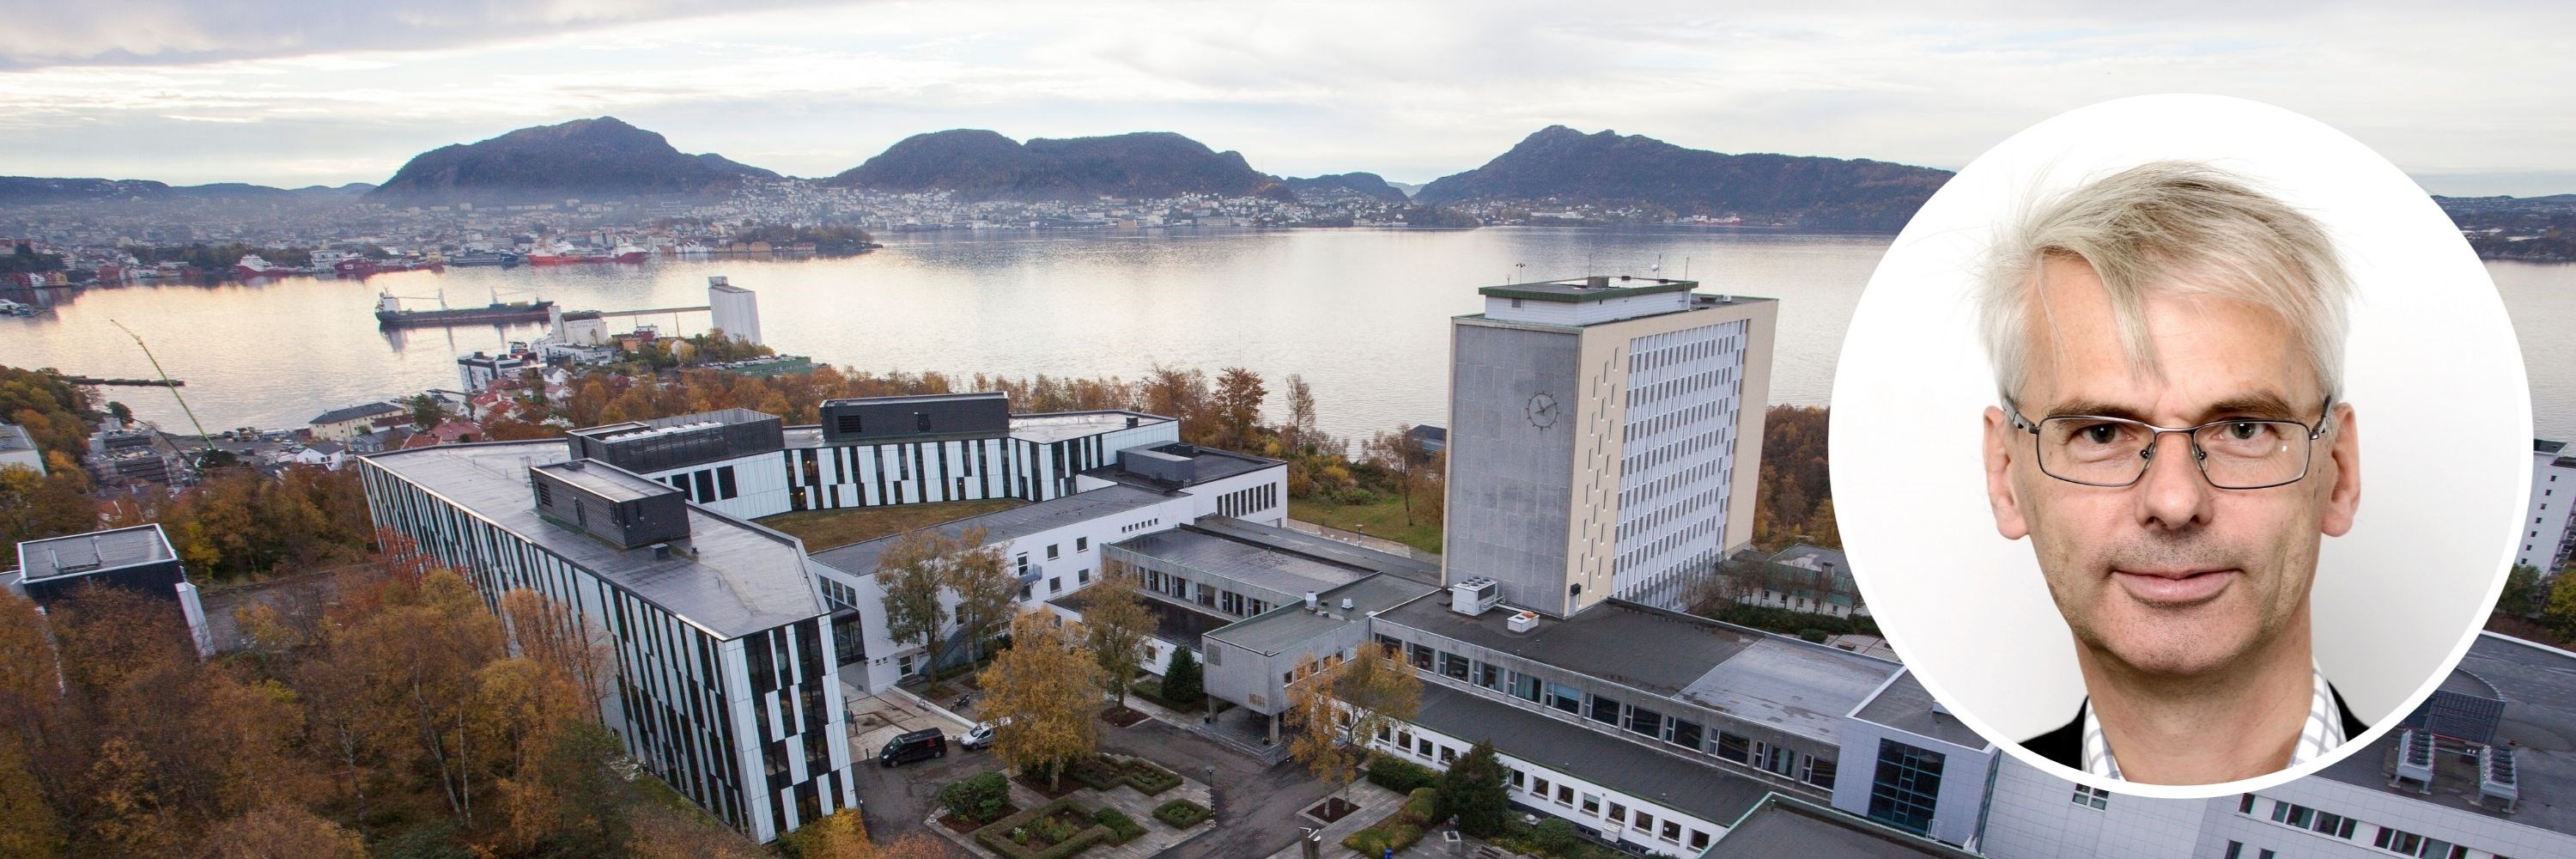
[880,728,946,767]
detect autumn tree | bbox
[200,803,366,859]
[975,611,1103,790]
[876,529,955,680]
[1363,425,1438,526]
[1212,367,1267,449]
[345,569,507,826]
[1081,572,1154,709]
[1285,642,1420,806]
[945,527,1020,665]
[1282,373,1318,454]
[0,465,95,548]
[0,736,64,858]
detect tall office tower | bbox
[1443,276,1776,618]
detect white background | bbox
[1829,94,2532,797]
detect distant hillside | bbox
[371,116,777,202]
[0,177,373,205]
[1417,125,1952,231]
[824,130,1293,202]
[1285,172,1410,204]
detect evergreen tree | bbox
[1437,740,1510,837]
[1161,647,1202,706]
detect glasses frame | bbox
[2008,398,2335,490]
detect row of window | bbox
[661,465,740,504]
[2236,793,2511,859]
[1375,723,1714,852]
[1120,517,1163,533]
[1380,633,1835,791]
[1216,483,1279,519]
[1142,570,1271,618]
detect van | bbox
[879,728,945,767]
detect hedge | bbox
[1123,759,1182,795]
[1365,752,1439,794]
[1400,786,1438,826]
[1340,821,1426,855]
[1093,807,1146,844]
[1068,755,1127,792]
[1152,798,1212,828]
[939,771,1012,824]
[974,797,1112,859]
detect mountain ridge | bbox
[369,116,778,202]
[1417,125,1952,231]
[823,130,1294,202]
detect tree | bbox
[2502,564,2541,617]
[1212,367,1267,449]
[1160,646,1202,707]
[1363,425,1433,526]
[404,393,449,431]
[200,803,366,859]
[876,530,953,680]
[105,401,132,427]
[944,527,1019,665]
[0,736,64,858]
[1438,740,1510,837]
[975,611,1103,790]
[1082,572,1154,709]
[1282,374,1318,454]
[1285,642,1420,806]
[0,465,96,549]
[2548,570,2576,643]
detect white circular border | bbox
[1828,94,2532,799]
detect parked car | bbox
[879,728,945,767]
[959,722,996,751]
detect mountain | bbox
[1416,125,1952,231]
[0,177,375,205]
[1284,172,1410,204]
[1384,180,1424,198]
[370,116,778,202]
[824,130,1293,202]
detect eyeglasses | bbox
[2009,399,2333,490]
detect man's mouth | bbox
[2111,567,2239,605]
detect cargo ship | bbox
[375,291,555,328]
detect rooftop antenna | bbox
[106,319,213,454]
[1682,256,1691,281]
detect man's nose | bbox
[2136,431,2212,529]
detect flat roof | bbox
[807,484,1172,576]
[1186,517,1442,583]
[1110,526,1370,600]
[2314,633,2576,836]
[2538,439,2568,455]
[1479,277,1696,303]
[17,525,173,581]
[1206,574,1442,655]
[363,442,824,639]
[779,410,1172,448]
[1051,588,1240,651]
[533,460,683,503]
[0,423,34,453]
[1378,598,1899,744]
[570,407,776,442]
[1079,442,1279,490]
[1851,670,1990,749]
[821,392,1003,408]
[1704,793,1979,858]
[1411,684,1778,828]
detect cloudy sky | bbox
[3,1,2571,195]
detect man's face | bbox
[1983,256,2361,679]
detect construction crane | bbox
[106,319,214,453]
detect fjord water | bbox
[3,228,2569,443]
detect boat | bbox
[611,244,649,263]
[0,299,35,317]
[444,252,523,267]
[374,289,555,328]
[234,253,301,279]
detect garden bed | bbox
[1303,796,1361,824]
[1100,704,1150,727]
[1012,771,1086,800]
[1153,798,1212,829]
[975,797,1112,859]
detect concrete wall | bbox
[1445,320,1580,615]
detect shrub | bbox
[1124,760,1182,795]
[1094,807,1147,844]
[1340,822,1427,855]
[1532,818,1583,856]
[1161,648,1203,706]
[939,771,1012,823]
[1400,786,1439,826]
[975,798,1112,859]
[1153,798,1212,828]
[1069,754,1126,791]
[1798,628,1828,643]
[1365,752,1439,794]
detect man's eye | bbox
[2226,422,2263,441]
[2080,423,2123,445]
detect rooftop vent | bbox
[1506,611,1540,634]
[2393,728,2435,794]
[2480,745,2519,812]
[1340,597,1354,611]
[1304,591,1319,611]
[1450,576,1502,616]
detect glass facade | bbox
[1867,739,1945,836]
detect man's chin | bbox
[2077,618,2259,679]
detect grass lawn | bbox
[756,498,1026,551]
[1287,497,1443,555]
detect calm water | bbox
[2,228,2569,443]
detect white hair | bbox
[1978,161,2354,407]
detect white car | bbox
[959,720,1005,750]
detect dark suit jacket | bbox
[2024,682,2371,771]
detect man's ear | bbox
[2319,402,2360,537]
[1985,405,2031,539]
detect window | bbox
[914,412,931,432]
[1512,673,1543,703]
[1047,544,1060,559]
[1510,769,1525,789]
[1398,730,1413,749]
[1531,777,1548,796]
[2223,843,2242,859]
[1547,682,1583,714]
[1866,740,1945,836]
[1018,584,1031,600]
[1580,794,1600,815]
[2070,784,2109,809]
[1690,831,1710,850]
[2238,794,2257,814]
[1076,537,1088,551]
[1589,694,1621,726]
[1419,738,1436,758]
[2269,802,2312,828]
[1440,746,1457,765]
[1670,720,1703,752]
[1048,578,1062,594]
[1442,653,1469,680]
[1078,568,1091,584]
[1660,821,1680,842]
[1376,724,1391,742]
[1717,733,1750,763]
[1801,757,1837,790]
[1634,811,1653,831]
[1555,785,1573,806]
[1625,705,1662,738]
[1409,643,1435,669]
[1607,801,1626,822]
[1377,634,1401,653]
[1479,663,1502,689]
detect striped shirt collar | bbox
[2080,664,2344,781]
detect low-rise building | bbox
[0,423,44,474]
[9,524,214,655]
[309,400,410,442]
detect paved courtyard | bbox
[925,761,1217,859]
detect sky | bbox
[2,1,2571,196]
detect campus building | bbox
[8,523,216,655]
[1443,277,1776,617]
[2524,439,2576,573]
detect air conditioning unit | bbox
[1451,576,1503,616]
[1507,611,1540,634]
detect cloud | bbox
[0,1,2569,193]
[0,0,862,70]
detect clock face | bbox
[1524,393,1559,429]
